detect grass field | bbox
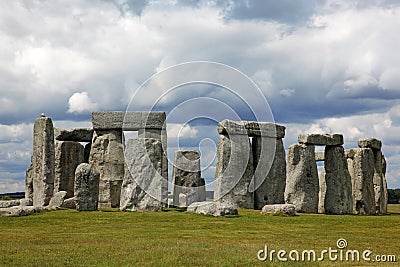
[0,205,399,266]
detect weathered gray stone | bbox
[298,133,344,146]
[187,201,238,216]
[315,151,325,162]
[324,146,353,214]
[350,148,376,215]
[171,150,204,207]
[318,169,326,214]
[358,138,382,150]
[217,120,285,138]
[29,115,55,206]
[284,144,319,213]
[0,206,45,217]
[48,191,67,208]
[54,128,93,142]
[261,204,296,216]
[253,137,286,209]
[214,135,254,209]
[373,151,387,214]
[25,164,33,201]
[345,148,358,159]
[138,127,169,205]
[92,111,166,130]
[0,200,20,208]
[54,141,84,198]
[89,130,124,208]
[84,143,91,163]
[74,163,100,211]
[61,197,76,209]
[120,138,165,211]
[19,198,32,206]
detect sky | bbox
[1,0,400,193]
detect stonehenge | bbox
[15,112,389,217]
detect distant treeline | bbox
[0,192,25,200]
[388,189,400,204]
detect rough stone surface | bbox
[298,133,344,146]
[84,143,91,163]
[48,191,67,208]
[373,151,387,214]
[253,137,286,209]
[89,130,124,208]
[315,151,325,162]
[324,146,353,214]
[54,141,84,198]
[61,197,76,209]
[187,201,238,217]
[54,128,93,142]
[19,198,32,206]
[318,169,326,214]
[120,138,165,211]
[0,200,20,208]
[0,206,45,217]
[74,163,100,211]
[358,138,382,150]
[29,115,55,206]
[345,149,358,159]
[284,144,319,213]
[25,165,33,200]
[350,148,376,215]
[171,150,204,207]
[261,204,296,216]
[218,120,285,138]
[214,135,254,209]
[92,111,166,130]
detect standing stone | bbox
[253,137,286,209]
[89,130,124,208]
[28,115,55,206]
[284,144,319,213]
[171,150,204,207]
[214,135,254,209]
[381,155,388,214]
[54,141,84,198]
[350,148,376,215]
[84,143,91,163]
[74,163,100,211]
[120,138,165,211]
[318,169,326,214]
[25,164,33,201]
[324,146,353,214]
[373,151,387,214]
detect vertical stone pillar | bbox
[27,114,55,206]
[54,141,84,198]
[89,130,124,208]
[253,136,286,209]
[120,138,164,211]
[318,169,326,214]
[324,145,353,214]
[348,148,376,215]
[171,150,204,207]
[214,134,254,209]
[74,163,100,211]
[284,144,319,213]
[358,138,387,214]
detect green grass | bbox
[0,205,399,266]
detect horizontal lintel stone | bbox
[358,138,382,150]
[217,119,285,138]
[92,111,166,131]
[54,128,93,142]
[298,133,344,146]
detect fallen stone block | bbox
[0,200,20,208]
[187,201,238,217]
[48,191,67,209]
[261,204,296,216]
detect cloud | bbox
[167,123,199,139]
[67,92,98,114]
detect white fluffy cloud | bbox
[67,92,98,114]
